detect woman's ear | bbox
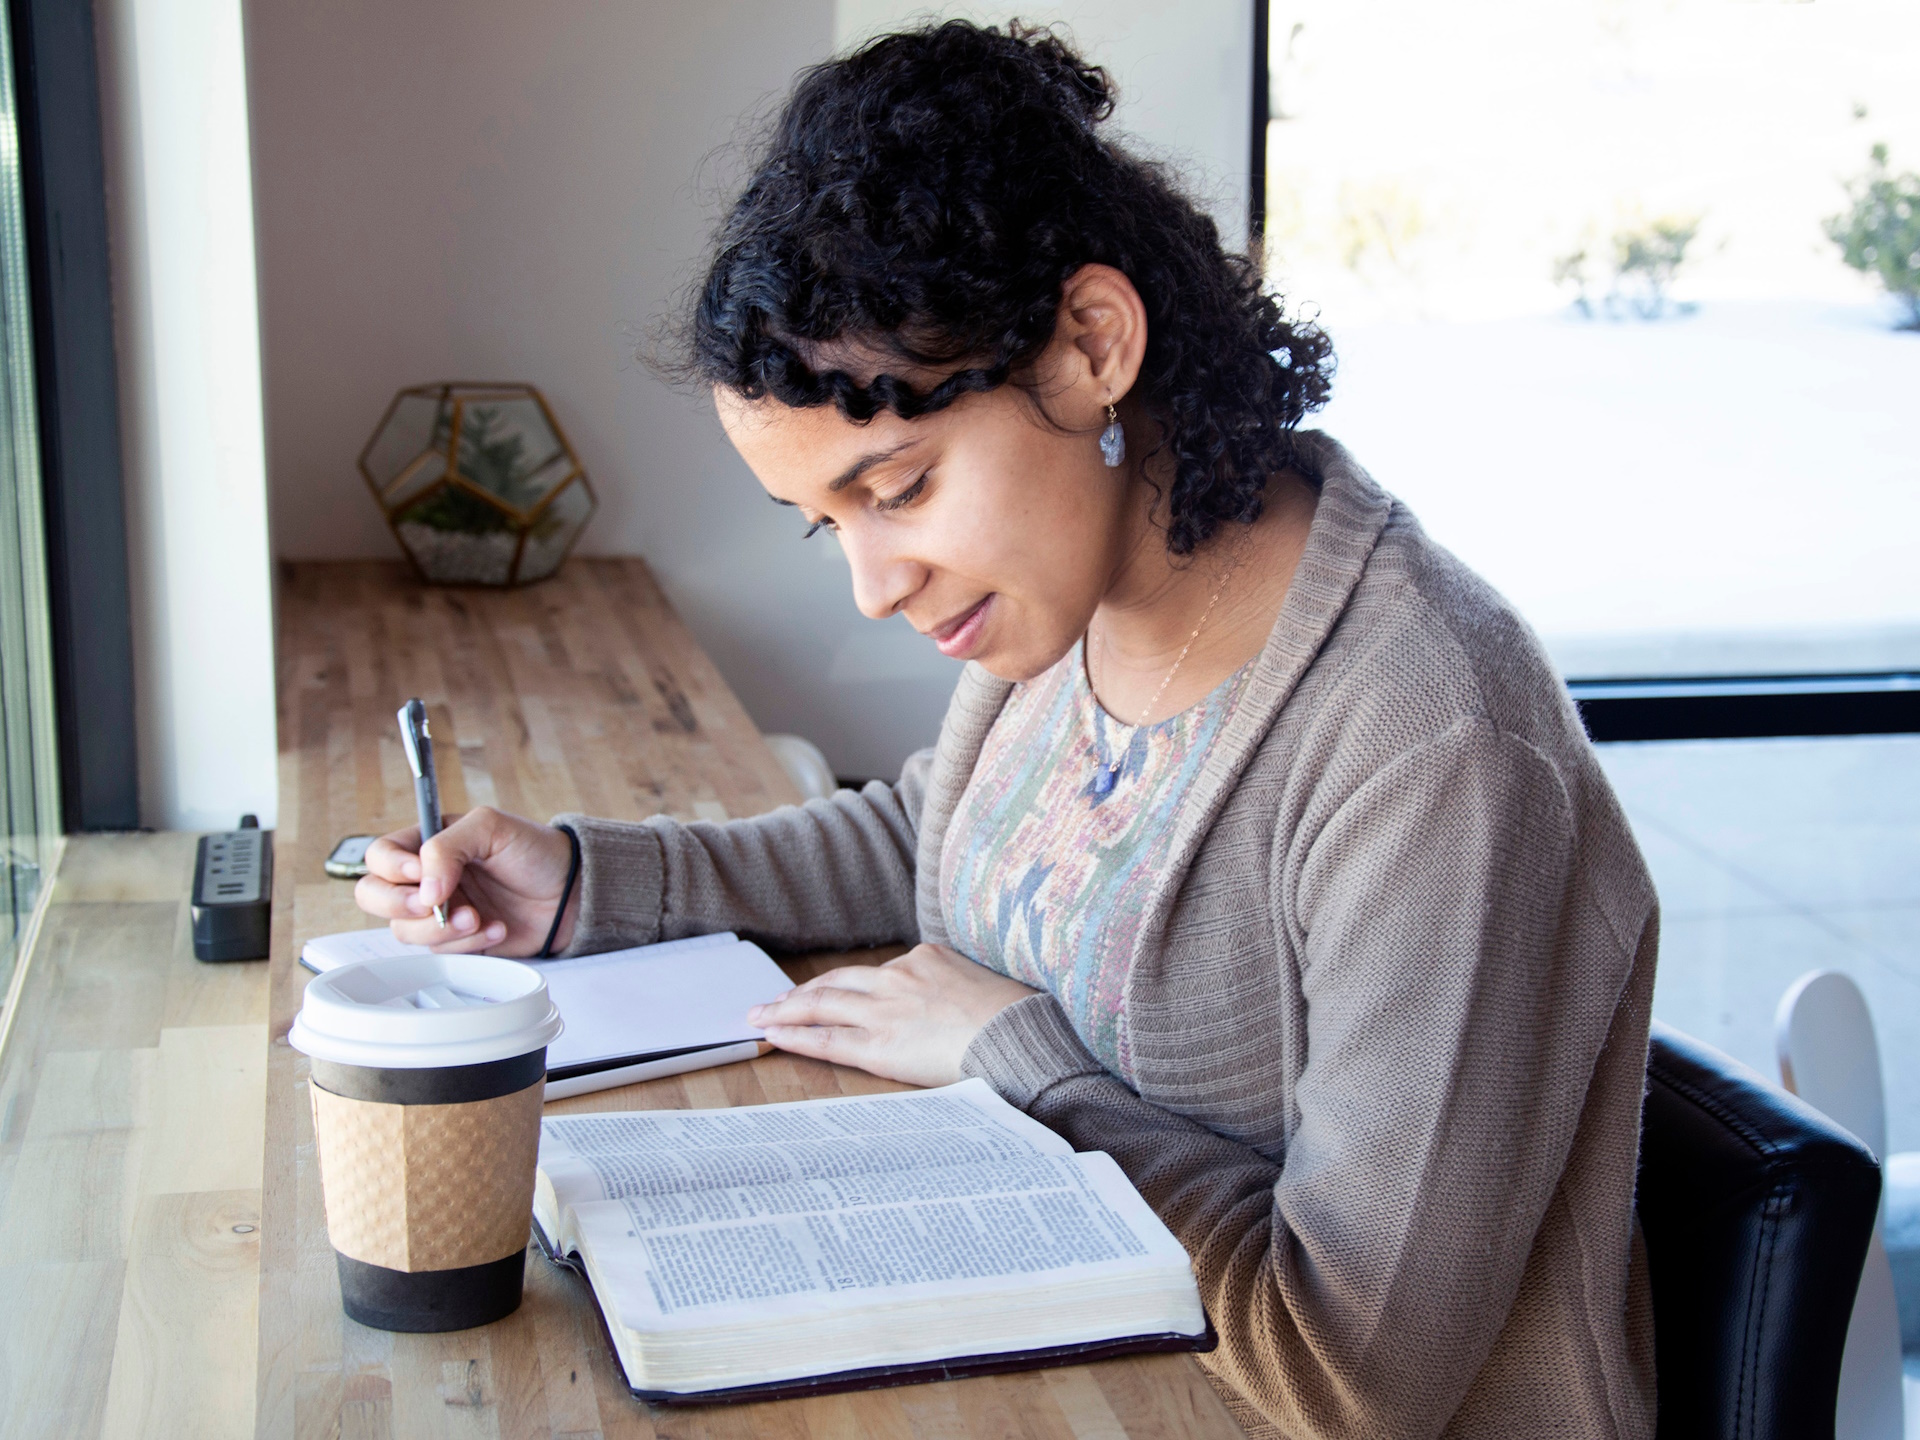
[1055,264,1147,412]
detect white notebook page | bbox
[300,928,790,1071]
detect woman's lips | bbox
[929,596,992,659]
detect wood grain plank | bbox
[27,903,172,1054]
[0,1258,125,1440]
[385,1333,505,1440]
[527,1269,621,1440]
[0,1125,138,1266]
[1041,1367,1128,1440]
[98,1189,262,1440]
[48,832,195,906]
[0,851,197,1437]
[135,1026,268,1197]
[1077,1354,1245,1440]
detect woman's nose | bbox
[843,530,925,620]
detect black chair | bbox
[1639,1020,1882,1439]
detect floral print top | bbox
[941,641,1253,1078]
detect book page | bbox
[538,937,785,1070]
[299,925,417,972]
[300,927,781,1074]
[539,1079,1072,1213]
[572,1150,1198,1329]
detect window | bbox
[1257,0,1920,1144]
[1262,0,1918,679]
[0,7,63,1004]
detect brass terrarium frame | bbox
[357,381,598,587]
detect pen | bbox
[397,698,447,929]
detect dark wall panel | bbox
[9,0,138,831]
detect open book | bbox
[300,930,790,1098]
[533,1078,1210,1401]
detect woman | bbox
[356,23,1656,1438]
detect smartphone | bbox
[324,834,375,880]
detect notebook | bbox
[532,1078,1212,1401]
[299,929,791,1099]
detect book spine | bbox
[541,1040,770,1100]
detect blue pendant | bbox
[1099,421,1126,468]
[1093,762,1118,795]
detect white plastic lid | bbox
[289,953,564,1070]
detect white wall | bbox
[95,0,280,830]
[246,1,1255,781]
[835,1,1255,250]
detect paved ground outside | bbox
[1605,733,1920,1407]
[1313,301,1920,676]
[1597,734,1920,1150]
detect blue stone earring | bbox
[1099,403,1126,467]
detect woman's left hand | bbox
[748,943,1039,1088]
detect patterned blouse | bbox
[941,641,1254,1079]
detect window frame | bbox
[9,0,138,829]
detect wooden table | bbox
[0,559,1244,1440]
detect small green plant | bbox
[1551,246,1596,318]
[1554,214,1700,321]
[1336,179,1426,285]
[1826,143,1920,330]
[403,405,559,534]
[400,484,515,535]
[1610,216,1699,319]
[457,406,550,511]
[362,382,596,586]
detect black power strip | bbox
[192,815,273,962]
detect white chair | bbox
[1776,970,1907,1440]
[1887,1153,1920,1350]
[762,733,839,801]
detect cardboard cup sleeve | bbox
[310,1079,545,1273]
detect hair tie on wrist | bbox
[538,825,582,959]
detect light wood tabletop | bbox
[0,558,1243,1440]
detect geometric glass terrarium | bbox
[358,382,598,586]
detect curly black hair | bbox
[686,19,1334,555]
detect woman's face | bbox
[716,376,1143,683]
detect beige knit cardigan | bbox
[557,433,1659,1438]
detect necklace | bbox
[1086,564,1234,796]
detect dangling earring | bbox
[1099,403,1126,468]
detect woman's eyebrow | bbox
[828,441,916,493]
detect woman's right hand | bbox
[355,806,578,957]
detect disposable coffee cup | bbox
[289,953,563,1333]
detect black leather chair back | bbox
[1639,1020,1881,1440]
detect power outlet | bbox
[192,818,273,962]
[198,829,266,905]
